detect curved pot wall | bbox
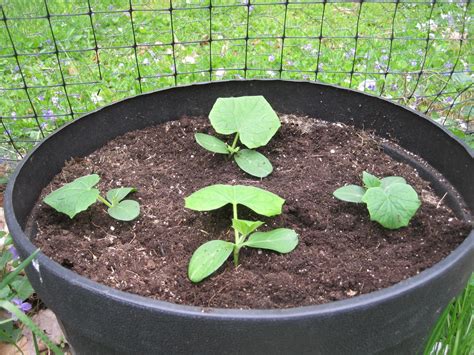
[5,80,473,354]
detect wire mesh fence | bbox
[0,0,472,165]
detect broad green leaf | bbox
[0,301,63,355]
[188,240,234,283]
[333,185,366,203]
[0,321,22,344]
[362,171,381,188]
[0,286,10,299]
[361,183,421,229]
[108,200,140,221]
[234,149,273,178]
[232,219,264,237]
[185,184,285,217]
[0,249,39,293]
[243,228,298,253]
[381,176,406,189]
[0,251,11,269]
[106,187,136,205]
[43,174,100,219]
[209,96,280,149]
[11,276,34,300]
[194,133,229,154]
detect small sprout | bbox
[43,174,140,221]
[333,171,420,229]
[185,184,298,283]
[195,96,280,178]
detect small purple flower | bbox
[302,43,313,51]
[38,94,45,101]
[11,298,32,317]
[268,55,275,62]
[108,5,114,11]
[410,60,418,66]
[416,49,424,56]
[444,61,453,69]
[42,109,55,120]
[45,39,51,45]
[4,129,11,136]
[302,74,310,80]
[51,96,59,106]
[445,96,453,104]
[286,60,294,66]
[40,122,48,129]
[391,84,398,91]
[8,246,19,260]
[381,55,389,62]
[317,63,324,71]
[13,65,20,73]
[344,48,356,59]
[249,5,254,12]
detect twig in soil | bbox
[436,192,448,209]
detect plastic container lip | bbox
[5,79,474,319]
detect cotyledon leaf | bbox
[234,149,273,178]
[188,240,234,283]
[194,133,229,154]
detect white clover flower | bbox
[183,56,196,64]
[215,69,226,77]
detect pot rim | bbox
[5,79,474,318]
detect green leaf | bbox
[243,228,299,253]
[234,149,273,178]
[188,240,234,283]
[209,96,281,149]
[232,219,264,237]
[185,184,285,217]
[106,187,136,205]
[0,286,10,299]
[0,250,11,269]
[0,249,40,292]
[381,176,406,189]
[362,171,381,188]
[107,200,140,221]
[194,133,229,154]
[361,183,421,229]
[11,276,34,300]
[0,301,63,355]
[333,185,366,203]
[43,174,100,219]
[0,321,21,344]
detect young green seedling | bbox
[333,171,421,229]
[43,174,140,221]
[185,184,298,282]
[195,96,280,178]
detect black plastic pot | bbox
[5,80,473,354]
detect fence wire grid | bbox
[0,0,472,165]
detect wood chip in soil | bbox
[28,115,472,309]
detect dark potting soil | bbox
[29,115,471,309]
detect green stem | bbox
[231,133,240,150]
[232,203,240,266]
[228,133,240,156]
[97,195,112,208]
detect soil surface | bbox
[29,115,471,309]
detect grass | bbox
[424,274,474,355]
[0,0,472,162]
[0,0,472,352]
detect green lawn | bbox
[0,0,472,161]
[0,1,472,352]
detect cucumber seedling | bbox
[195,96,280,178]
[185,184,299,282]
[44,174,140,221]
[333,171,421,229]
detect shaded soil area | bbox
[28,115,471,309]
